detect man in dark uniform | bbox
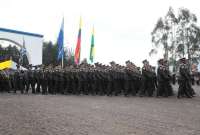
[156,59,170,97]
[9,69,15,92]
[124,61,134,96]
[41,68,48,94]
[0,70,3,92]
[81,67,89,95]
[36,67,42,93]
[139,59,151,97]
[109,61,121,96]
[13,65,20,93]
[135,67,142,94]
[77,67,83,95]
[106,66,113,96]
[1,69,11,93]
[88,66,96,95]
[177,58,194,98]
[59,69,65,94]
[95,67,104,95]
[191,73,195,85]
[53,68,59,94]
[63,68,68,94]
[24,68,30,93]
[148,66,157,97]
[72,68,79,95]
[19,70,25,94]
[29,66,36,94]
[65,67,72,94]
[177,58,192,98]
[172,73,176,85]
[47,68,53,94]
[164,60,173,96]
[51,68,56,94]
[197,73,200,85]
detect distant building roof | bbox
[0,27,43,38]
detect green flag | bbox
[90,27,95,63]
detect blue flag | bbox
[57,18,64,60]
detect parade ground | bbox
[0,86,200,135]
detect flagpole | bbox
[62,14,64,69]
[61,55,64,68]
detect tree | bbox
[42,41,75,67]
[64,47,74,66]
[0,44,20,63]
[150,7,177,60]
[150,7,200,71]
[175,8,200,70]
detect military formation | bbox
[0,58,199,98]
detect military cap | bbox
[179,58,186,63]
[163,59,168,63]
[110,61,115,64]
[158,59,164,64]
[94,62,99,65]
[125,60,130,64]
[142,59,148,64]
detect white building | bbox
[0,27,43,65]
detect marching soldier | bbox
[124,61,135,96]
[177,58,194,98]
[29,66,36,94]
[139,60,152,97]
[157,59,170,97]
[41,69,48,94]
[148,66,157,97]
[14,65,20,93]
[3,69,11,93]
[24,69,30,93]
[19,70,25,94]
[36,67,42,93]
[163,60,173,96]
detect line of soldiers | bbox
[0,59,198,98]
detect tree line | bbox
[0,44,29,67]
[0,42,74,68]
[42,41,75,67]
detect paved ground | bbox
[0,86,200,135]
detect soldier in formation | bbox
[177,58,195,98]
[0,59,198,99]
[156,59,173,97]
[139,60,158,97]
[0,61,142,96]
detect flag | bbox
[19,37,28,65]
[20,37,27,56]
[89,26,95,63]
[57,18,64,60]
[74,17,82,64]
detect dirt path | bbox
[0,86,200,135]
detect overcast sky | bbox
[0,0,200,67]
